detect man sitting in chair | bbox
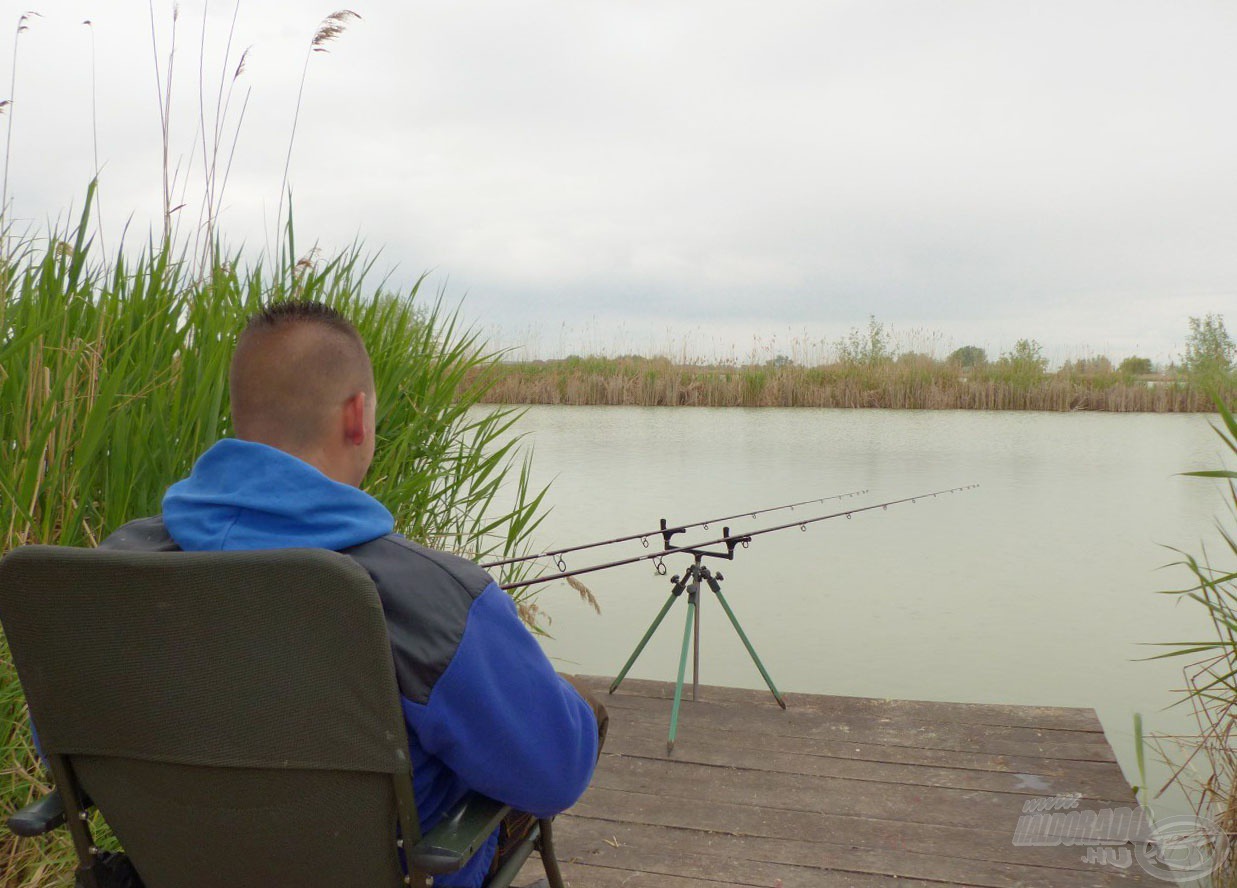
[100,300,607,888]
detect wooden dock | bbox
[521,675,1160,887]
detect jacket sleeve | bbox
[399,582,599,818]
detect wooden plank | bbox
[606,713,1129,781]
[546,816,1156,888]
[599,686,1110,746]
[584,674,1105,733]
[519,857,966,887]
[589,755,1134,831]
[602,694,1118,762]
[604,722,1136,801]
[520,677,1153,887]
[569,787,1146,875]
[517,859,753,887]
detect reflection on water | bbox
[498,406,1228,816]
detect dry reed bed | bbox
[472,359,1224,412]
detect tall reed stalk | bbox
[276,10,361,255]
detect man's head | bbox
[230,301,376,487]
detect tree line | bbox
[474,313,1235,411]
[939,313,1233,386]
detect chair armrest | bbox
[7,791,66,837]
[409,793,509,875]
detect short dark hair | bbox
[241,300,361,340]
[229,300,374,448]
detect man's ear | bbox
[343,391,368,446]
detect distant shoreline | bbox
[471,357,1233,412]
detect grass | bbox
[0,190,550,886]
[472,353,1232,411]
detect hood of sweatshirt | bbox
[162,438,394,552]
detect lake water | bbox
[501,406,1231,816]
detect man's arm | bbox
[400,582,599,818]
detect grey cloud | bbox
[3,0,1234,364]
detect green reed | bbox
[1149,396,1237,885]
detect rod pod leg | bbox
[668,577,700,754]
[609,571,690,695]
[692,571,701,702]
[701,567,787,709]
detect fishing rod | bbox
[516,481,980,752]
[501,483,978,591]
[481,488,870,571]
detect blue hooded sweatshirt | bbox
[151,438,599,886]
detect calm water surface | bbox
[499,406,1228,815]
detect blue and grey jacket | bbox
[100,438,599,888]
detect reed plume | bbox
[2,11,41,226]
[312,10,362,53]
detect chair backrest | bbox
[0,545,420,888]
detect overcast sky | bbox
[4,1,1235,364]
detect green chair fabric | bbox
[0,545,562,888]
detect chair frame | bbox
[9,778,562,888]
[1,545,566,888]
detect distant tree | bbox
[947,345,987,369]
[1064,356,1114,376]
[836,315,893,366]
[1183,314,1235,381]
[1001,339,1047,370]
[1118,356,1154,376]
[997,339,1048,384]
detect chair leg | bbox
[536,818,566,888]
[487,823,540,888]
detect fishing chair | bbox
[0,545,565,888]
